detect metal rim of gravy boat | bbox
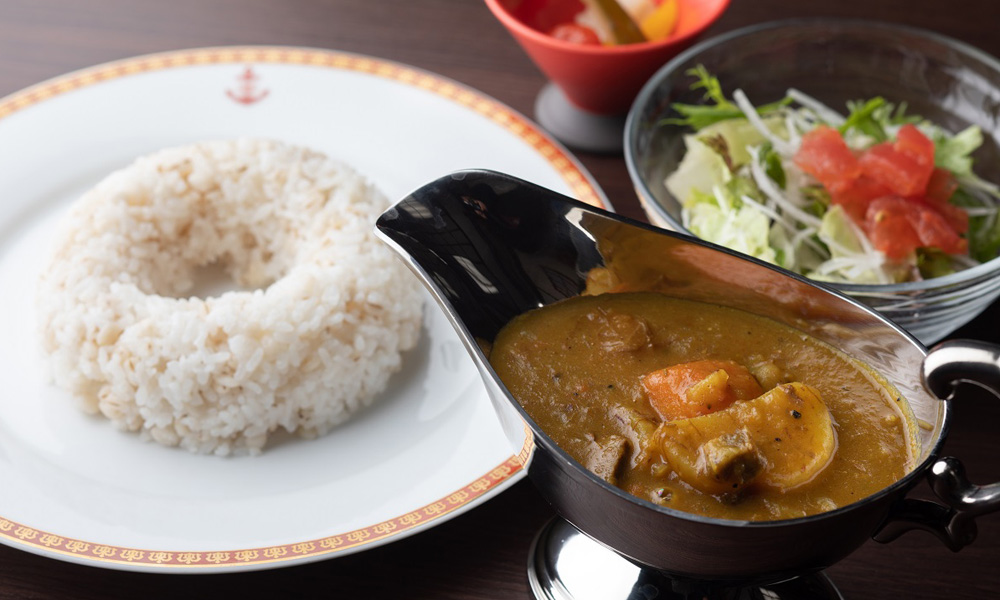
[375,169,999,579]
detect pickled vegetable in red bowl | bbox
[507,0,682,46]
[485,0,729,115]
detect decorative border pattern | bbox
[0,45,589,569]
[0,435,534,569]
[0,46,605,208]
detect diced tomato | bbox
[920,167,968,233]
[859,142,933,197]
[548,23,601,45]
[894,124,935,169]
[793,124,969,257]
[865,197,923,259]
[511,0,587,35]
[794,125,861,190]
[929,201,969,235]
[894,124,935,194]
[925,167,958,204]
[913,204,967,254]
[830,175,894,224]
[865,196,967,258]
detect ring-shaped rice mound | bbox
[37,139,423,455]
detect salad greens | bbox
[662,65,792,130]
[662,67,1000,284]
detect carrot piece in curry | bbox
[641,359,764,421]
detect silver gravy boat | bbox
[374,170,1000,600]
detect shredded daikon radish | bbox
[739,193,795,232]
[786,88,846,126]
[733,89,795,155]
[964,206,999,217]
[746,147,822,228]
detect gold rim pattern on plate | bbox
[0,46,605,208]
[0,45,592,569]
[0,436,534,569]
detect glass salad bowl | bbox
[624,19,1000,344]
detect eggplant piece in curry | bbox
[489,292,917,521]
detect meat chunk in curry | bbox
[489,292,916,521]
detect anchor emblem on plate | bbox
[226,66,269,105]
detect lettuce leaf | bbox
[839,97,920,142]
[934,125,983,176]
[808,206,899,284]
[917,248,957,279]
[818,205,864,254]
[683,183,778,266]
[953,187,1000,262]
[839,97,889,141]
[759,142,786,189]
[970,216,1000,263]
[665,117,780,203]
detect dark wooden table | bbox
[0,1,997,598]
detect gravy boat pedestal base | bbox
[529,519,843,600]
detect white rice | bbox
[36,139,423,455]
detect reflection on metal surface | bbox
[527,518,845,600]
[923,339,1000,401]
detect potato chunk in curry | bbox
[654,383,836,495]
[489,292,917,521]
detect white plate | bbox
[0,46,607,572]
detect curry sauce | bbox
[489,292,916,521]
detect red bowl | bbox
[485,0,730,115]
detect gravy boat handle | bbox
[874,339,1000,551]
